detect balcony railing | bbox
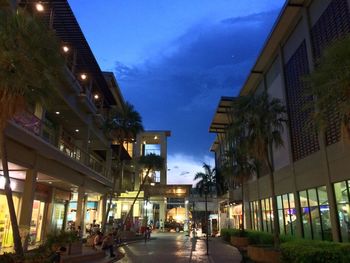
[12,111,111,181]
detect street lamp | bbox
[204,183,209,255]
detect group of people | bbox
[93,231,116,258]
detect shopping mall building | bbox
[0,0,136,252]
[210,0,350,242]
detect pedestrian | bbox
[102,233,116,257]
[93,231,103,249]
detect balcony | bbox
[78,90,97,114]
[12,111,111,181]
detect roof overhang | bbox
[209,97,235,133]
[240,0,306,95]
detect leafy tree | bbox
[102,101,143,232]
[306,36,350,138]
[225,96,256,232]
[122,153,164,228]
[0,4,67,255]
[244,90,287,248]
[194,163,216,197]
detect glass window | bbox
[277,193,295,236]
[334,181,350,242]
[299,187,332,241]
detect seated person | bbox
[102,233,116,258]
[93,231,103,249]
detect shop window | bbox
[299,186,332,241]
[334,180,350,242]
[261,198,273,233]
[277,193,296,236]
[250,200,261,231]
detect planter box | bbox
[68,241,83,255]
[247,245,281,263]
[230,236,249,248]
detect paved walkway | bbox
[117,232,242,263]
[191,236,242,263]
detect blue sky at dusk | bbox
[69,0,285,184]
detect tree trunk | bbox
[240,176,245,233]
[205,191,209,255]
[0,132,24,256]
[265,146,280,249]
[101,193,113,234]
[101,140,123,233]
[122,168,151,229]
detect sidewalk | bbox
[190,236,242,263]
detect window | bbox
[334,180,350,242]
[299,186,332,241]
[261,198,273,233]
[250,200,261,231]
[277,193,296,236]
[143,144,160,156]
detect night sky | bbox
[69,0,285,184]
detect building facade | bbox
[210,0,350,242]
[0,0,132,252]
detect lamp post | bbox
[204,184,209,255]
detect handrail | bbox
[12,111,111,181]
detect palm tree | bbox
[306,36,350,138]
[194,163,216,255]
[122,153,164,228]
[102,101,144,232]
[244,90,287,248]
[0,6,67,255]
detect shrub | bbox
[246,231,274,245]
[281,240,350,263]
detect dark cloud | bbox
[115,9,280,157]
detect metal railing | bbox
[13,111,111,181]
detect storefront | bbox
[51,189,70,232]
[334,180,350,242]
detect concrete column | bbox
[302,7,340,241]
[184,200,189,232]
[45,188,56,235]
[160,134,167,185]
[106,149,112,180]
[75,186,85,229]
[19,169,37,251]
[98,194,107,225]
[159,200,166,228]
[278,45,303,237]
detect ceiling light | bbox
[62,45,69,53]
[150,182,155,186]
[55,111,60,115]
[75,129,79,132]
[143,141,146,144]
[94,94,99,100]
[154,136,158,140]
[80,73,87,80]
[48,181,52,184]
[35,2,44,12]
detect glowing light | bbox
[55,111,60,115]
[35,2,44,12]
[80,73,87,80]
[122,204,129,211]
[94,94,99,100]
[154,136,158,140]
[62,45,69,53]
[75,129,79,132]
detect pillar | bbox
[184,199,189,232]
[19,169,37,251]
[98,194,107,225]
[75,186,85,229]
[159,200,166,230]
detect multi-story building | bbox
[0,0,132,252]
[210,0,350,242]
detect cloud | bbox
[166,153,214,185]
[115,9,280,157]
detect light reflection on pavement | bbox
[117,232,241,263]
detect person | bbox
[160,219,164,232]
[76,225,82,239]
[50,246,67,263]
[93,231,103,249]
[102,233,116,257]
